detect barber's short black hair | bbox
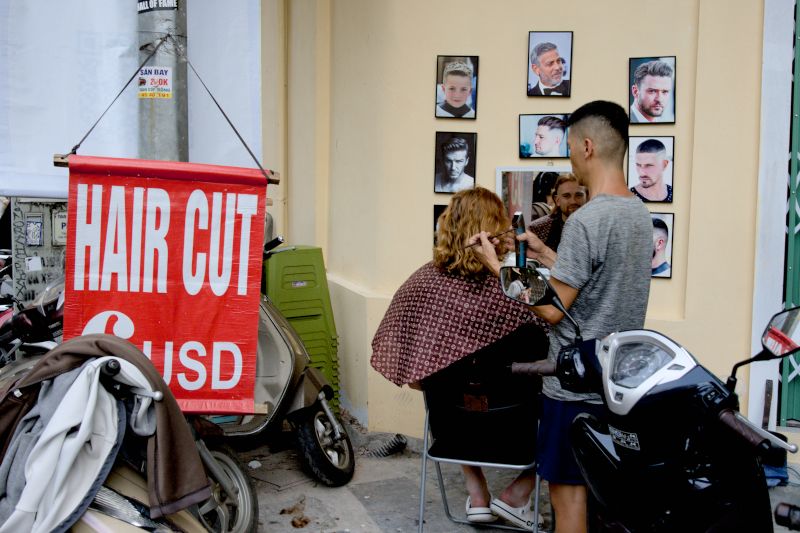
[652,217,669,237]
[567,100,629,145]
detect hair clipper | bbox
[512,211,526,268]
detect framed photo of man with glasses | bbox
[527,31,573,97]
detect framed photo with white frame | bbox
[496,165,571,226]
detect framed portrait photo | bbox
[434,132,476,193]
[629,56,676,124]
[519,114,569,159]
[650,213,674,279]
[435,55,479,119]
[627,136,674,203]
[527,31,573,97]
[433,204,447,246]
[496,165,571,225]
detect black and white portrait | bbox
[434,132,477,193]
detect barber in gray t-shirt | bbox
[471,101,651,533]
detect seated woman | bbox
[370,187,549,527]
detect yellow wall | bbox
[265,0,765,437]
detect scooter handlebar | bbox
[511,360,557,377]
[718,409,769,450]
[716,408,800,455]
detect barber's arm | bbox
[531,276,578,325]
[469,228,558,274]
[469,229,576,324]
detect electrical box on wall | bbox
[9,198,67,305]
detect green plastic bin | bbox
[264,246,340,410]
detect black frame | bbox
[519,114,570,159]
[433,204,447,246]
[651,212,674,279]
[527,31,573,97]
[627,136,675,203]
[628,56,676,124]
[435,55,479,119]
[434,132,477,194]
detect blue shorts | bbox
[536,395,604,485]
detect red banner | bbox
[63,155,267,413]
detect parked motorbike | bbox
[0,250,12,306]
[0,284,257,532]
[0,275,64,367]
[208,236,355,487]
[500,263,799,532]
[0,345,211,532]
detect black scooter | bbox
[500,264,798,532]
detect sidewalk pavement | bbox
[238,420,800,533]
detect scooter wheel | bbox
[296,405,355,486]
[199,444,258,533]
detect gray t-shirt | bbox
[543,194,652,402]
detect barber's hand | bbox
[518,230,557,268]
[467,231,502,277]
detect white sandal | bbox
[465,495,498,523]
[490,497,544,529]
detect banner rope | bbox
[67,35,169,155]
[64,33,277,185]
[167,34,278,184]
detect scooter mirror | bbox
[499,265,549,306]
[762,306,800,359]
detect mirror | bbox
[762,307,800,358]
[499,265,549,305]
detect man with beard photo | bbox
[629,59,674,123]
[528,41,571,97]
[529,173,586,251]
[630,138,672,202]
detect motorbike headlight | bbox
[610,341,674,389]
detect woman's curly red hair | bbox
[434,187,510,278]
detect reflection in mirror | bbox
[499,265,549,305]
[762,307,800,357]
